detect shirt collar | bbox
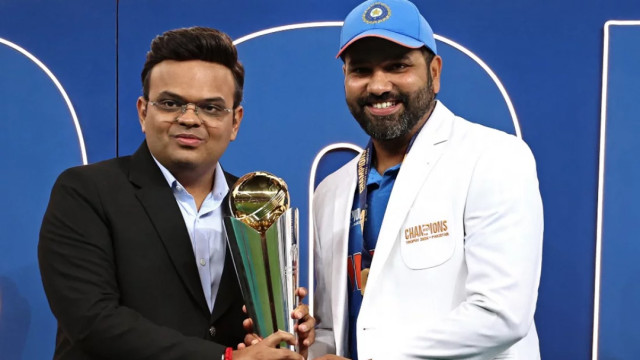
[367,163,401,187]
[152,156,229,201]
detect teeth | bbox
[373,102,394,109]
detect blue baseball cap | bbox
[337,0,437,58]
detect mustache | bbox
[356,92,409,107]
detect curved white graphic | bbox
[235,22,520,316]
[0,38,87,165]
[234,22,344,45]
[434,35,521,138]
[593,20,640,360]
[307,143,363,315]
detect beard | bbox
[347,76,435,141]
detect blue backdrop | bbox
[1,1,639,359]
[598,21,640,359]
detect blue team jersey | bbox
[347,164,399,360]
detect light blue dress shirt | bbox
[154,157,229,313]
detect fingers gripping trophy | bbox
[223,172,299,349]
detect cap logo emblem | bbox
[363,2,391,24]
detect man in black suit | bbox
[39,27,312,360]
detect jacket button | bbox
[209,326,216,337]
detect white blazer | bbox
[310,102,543,360]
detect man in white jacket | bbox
[309,0,543,359]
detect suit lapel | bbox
[365,103,454,294]
[129,142,210,315]
[211,177,242,322]
[332,159,359,355]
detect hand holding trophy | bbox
[224,172,299,350]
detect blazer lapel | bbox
[211,176,241,322]
[365,102,454,293]
[331,159,358,355]
[129,142,209,315]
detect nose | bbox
[175,104,202,126]
[366,69,393,96]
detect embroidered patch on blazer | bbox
[403,220,449,244]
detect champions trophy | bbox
[224,172,299,349]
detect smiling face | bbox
[137,59,242,180]
[343,37,441,142]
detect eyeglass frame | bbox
[147,99,234,122]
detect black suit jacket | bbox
[39,142,245,359]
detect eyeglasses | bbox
[148,99,233,123]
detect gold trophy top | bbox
[229,171,290,233]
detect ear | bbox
[430,55,443,94]
[136,97,148,133]
[343,63,347,76]
[229,105,244,141]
